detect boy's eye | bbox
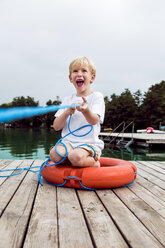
[82,69,87,72]
[73,70,78,73]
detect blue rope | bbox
[54,114,96,159]
[38,115,137,189]
[0,166,41,177]
[43,177,68,187]
[41,173,137,190]
[0,104,80,123]
[0,110,137,189]
[42,175,96,190]
[37,114,96,185]
[0,114,95,186]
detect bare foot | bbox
[93,161,100,167]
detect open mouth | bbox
[76,80,84,87]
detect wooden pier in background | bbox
[100,132,165,148]
[0,159,165,248]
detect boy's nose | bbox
[77,70,83,76]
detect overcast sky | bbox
[0,0,164,106]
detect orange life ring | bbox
[41,157,137,189]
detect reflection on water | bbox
[0,128,60,159]
[102,147,165,161]
[0,128,165,161]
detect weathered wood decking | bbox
[0,159,165,248]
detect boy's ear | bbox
[69,74,73,83]
[90,74,96,83]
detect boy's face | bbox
[69,64,95,96]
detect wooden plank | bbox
[134,162,165,189]
[147,161,165,170]
[114,186,165,247]
[147,139,165,144]
[1,159,165,248]
[129,182,165,217]
[135,175,165,204]
[100,132,165,141]
[0,159,13,169]
[77,190,128,248]
[23,182,58,248]
[0,160,39,248]
[0,160,24,186]
[136,161,165,181]
[97,189,164,248]
[0,159,34,216]
[137,161,165,176]
[157,161,165,168]
[57,187,94,248]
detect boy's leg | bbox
[49,143,73,163]
[68,148,100,167]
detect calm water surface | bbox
[0,128,165,161]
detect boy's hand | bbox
[66,107,76,115]
[76,97,88,112]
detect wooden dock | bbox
[100,132,165,147]
[0,159,165,248]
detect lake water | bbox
[0,128,165,161]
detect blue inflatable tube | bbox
[0,104,80,123]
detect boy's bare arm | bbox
[53,107,76,131]
[77,97,99,125]
[82,108,99,125]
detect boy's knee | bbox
[68,150,85,166]
[50,145,66,163]
[49,147,56,161]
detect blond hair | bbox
[69,56,96,76]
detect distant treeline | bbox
[1,80,165,130]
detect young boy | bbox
[50,56,105,167]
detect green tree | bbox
[43,96,62,128]
[140,81,165,128]
[11,96,39,107]
[132,90,144,129]
[11,96,39,127]
[104,89,138,130]
[133,90,143,107]
[0,102,12,108]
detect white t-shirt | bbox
[55,92,105,155]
